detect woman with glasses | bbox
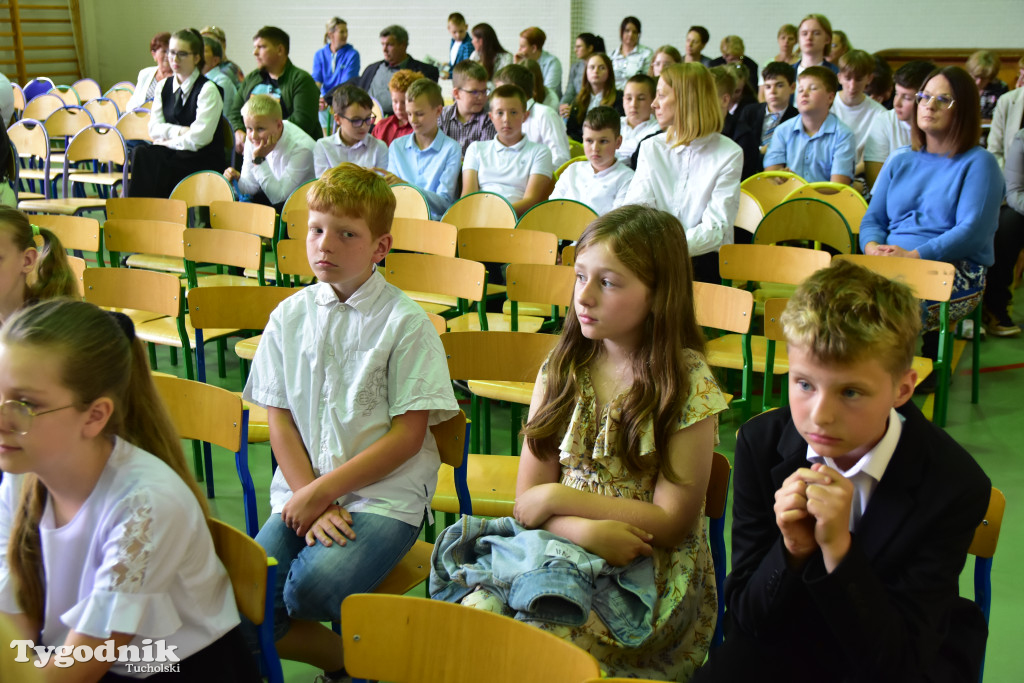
[860,66,1004,391]
[128,28,226,198]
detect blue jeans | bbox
[256,511,420,638]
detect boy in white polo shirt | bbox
[618,74,660,166]
[494,64,571,168]
[313,84,388,177]
[551,106,633,215]
[830,50,886,175]
[462,84,554,216]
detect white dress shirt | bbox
[463,135,554,203]
[551,159,634,215]
[617,115,659,163]
[148,71,224,151]
[238,119,316,205]
[314,131,388,177]
[622,132,742,257]
[523,98,571,168]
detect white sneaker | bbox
[961,319,985,340]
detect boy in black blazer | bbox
[734,61,798,179]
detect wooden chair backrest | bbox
[782,182,868,233]
[66,124,126,165]
[426,312,447,335]
[763,298,789,342]
[22,93,64,122]
[561,244,575,266]
[106,81,135,93]
[152,374,243,451]
[517,199,597,242]
[431,410,468,469]
[184,227,262,271]
[207,517,270,625]
[187,285,294,331]
[735,189,764,235]
[754,198,854,254]
[44,106,93,140]
[457,227,557,265]
[66,256,85,297]
[442,191,516,230]
[50,85,80,106]
[115,109,152,142]
[275,238,314,278]
[83,97,119,125]
[441,330,557,382]
[740,170,807,213]
[107,197,187,223]
[7,119,50,159]
[31,214,101,252]
[969,487,1005,559]
[719,244,831,286]
[284,209,309,239]
[384,253,486,303]
[693,281,754,334]
[11,83,26,112]
[83,267,182,317]
[72,78,102,102]
[391,184,430,220]
[104,219,185,259]
[210,200,276,239]
[341,594,601,683]
[390,218,458,257]
[505,263,574,307]
[833,254,955,302]
[105,87,133,113]
[281,179,315,218]
[706,452,732,520]
[171,172,234,208]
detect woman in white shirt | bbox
[0,299,257,681]
[623,62,742,283]
[610,16,653,90]
[128,29,226,198]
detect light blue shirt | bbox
[388,129,462,220]
[763,112,855,182]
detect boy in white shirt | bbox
[551,106,633,215]
[831,50,886,175]
[494,63,571,168]
[462,84,554,216]
[864,60,935,188]
[618,74,660,166]
[313,84,388,177]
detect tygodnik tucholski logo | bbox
[10,638,181,672]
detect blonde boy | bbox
[462,84,553,215]
[243,163,458,680]
[617,74,660,164]
[551,106,633,215]
[439,59,496,156]
[831,49,886,171]
[698,259,991,682]
[381,78,461,219]
[313,84,388,177]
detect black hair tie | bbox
[107,311,136,342]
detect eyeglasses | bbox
[169,50,193,60]
[339,113,377,128]
[915,92,955,109]
[0,400,77,435]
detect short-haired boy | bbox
[764,66,855,184]
[709,65,740,139]
[445,12,473,78]
[381,79,462,219]
[314,84,388,177]
[225,93,315,210]
[462,84,554,216]
[495,63,571,167]
[439,60,496,156]
[864,60,935,188]
[830,49,886,172]
[695,259,991,683]
[243,163,458,679]
[734,61,798,179]
[617,74,660,165]
[550,106,633,215]
[371,69,423,146]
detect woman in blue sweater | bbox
[860,66,1004,389]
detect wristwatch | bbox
[253,155,266,165]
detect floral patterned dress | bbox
[462,349,728,681]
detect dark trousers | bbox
[982,204,1024,317]
[692,251,721,284]
[99,626,260,682]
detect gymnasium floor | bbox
[177,311,1022,682]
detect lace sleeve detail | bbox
[107,489,153,592]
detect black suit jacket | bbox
[733,101,798,179]
[699,401,990,683]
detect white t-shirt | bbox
[523,99,571,168]
[617,115,659,163]
[863,109,912,165]
[622,132,742,257]
[0,438,239,677]
[831,95,886,166]
[314,131,388,177]
[551,159,633,216]
[243,271,459,526]
[463,136,554,203]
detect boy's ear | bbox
[614,134,623,150]
[373,232,393,263]
[892,368,917,408]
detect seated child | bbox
[734,61,798,179]
[224,93,315,211]
[617,73,660,165]
[967,50,1008,120]
[381,78,462,219]
[313,84,388,177]
[709,65,739,139]
[495,63,571,168]
[243,163,459,681]
[864,60,935,188]
[764,66,855,184]
[0,208,78,325]
[370,68,423,146]
[550,106,634,215]
[445,12,473,78]
[695,259,992,683]
[462,84,554,216]
[438,59,496,156]
[0,299,257,681]
[566,53,623,142]
[831,49,887,174]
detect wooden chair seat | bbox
[135,316,234,348]
[501,300,565,318]
[124,254,186,273]
[403,290,459,308]
[235,335,261,360]
[912,356,933,388]
[706,334,790,373]
[193,273,261,288]
[67,170,124,186]
[18,166,63,182]
[433,453,519,518]
[18,197,106,214]
[373,540,433,595]
[447,311,545,333]
[17,191,45,201]
[414,300,455,316]
[467,380,534,405]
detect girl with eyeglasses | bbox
[0,299,259,681]
[127,28,227,199]
[860,66,1004,391]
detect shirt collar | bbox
[589,161,622,178]
[803,112,838,139]
[402,129,445,152]
[806,407,904,481]
[333,131,368,150]
[173,70,200,96]
[313,266,385,315]
[495,135,527,152]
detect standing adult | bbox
[610,17,653,90]
[357,25,439,117]
[313,17,360,135]
[125,32,172,111]
[518,27,563,99]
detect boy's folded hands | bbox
[774,464,854,572]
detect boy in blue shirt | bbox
[764,65,855,183]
